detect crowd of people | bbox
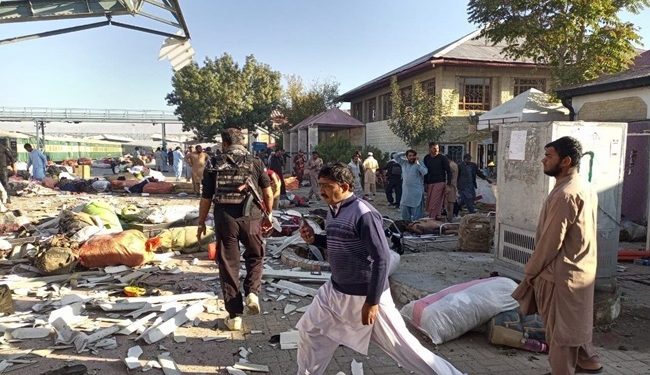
[268,143,493,222]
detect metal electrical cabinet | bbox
[493,121,627,290]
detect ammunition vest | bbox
[212,153,256,205]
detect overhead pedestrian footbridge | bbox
[0,106,182,124]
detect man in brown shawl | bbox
[513,136,602,375]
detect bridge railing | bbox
[0,106,182,124]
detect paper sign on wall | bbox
[508,130,527,160]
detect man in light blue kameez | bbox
[24,144,47,181]
[395,149,428,221]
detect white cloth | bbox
[296,282,466,375]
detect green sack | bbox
[119,205,147,223]
[82,201,123,232]
[157,226,214,254]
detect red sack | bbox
[143,182,174,194]
[77,158,92,166]
[110,179,139,190]
[78,230,160,268]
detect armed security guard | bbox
[197,128,274,331]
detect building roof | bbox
[477,88,568,130]
[556,50,650,98]
[289,108,364,132]
[338,30,542,102]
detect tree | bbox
[166,53,282,141]
[280,75,340,130]
[387,77,454,148]
[467,0,649,88]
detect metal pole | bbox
[161,123,167,151]
[40,122,45,150]
[34,120,40,149]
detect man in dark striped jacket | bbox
[296,163,464,375]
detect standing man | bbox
[197,128,273,331]
[305,151,323,201]
[187,145,208,196]
[24,144,47,181]
[347,153,364,197]
[395,150,428,221]
[445,155,459,222]
[167,147,174,169]
[154,147,166,172]
[269,148,286,196]
[0,142,15,203]
[362,152,379,201]
[457,153,492,214]
[423,143,451,219]
[172,147,184,181]
[512,136,601,375]
[293,150,306,184]
[183,146,194,182]
[383,153,402,208]
[296,163,464,375]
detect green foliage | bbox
[387,77,454,148]
[467,0,649,88]
[280,75,340,130]
[313,138,358,165]
[166,53,282,141]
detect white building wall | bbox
[572,87,650,120]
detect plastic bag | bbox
[400,277,519,344]
[81,201,122,233]
[145,205,198,224]
[78,230,159,268]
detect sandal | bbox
[576,365,603,374]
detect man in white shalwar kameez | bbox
[296,163,465,375]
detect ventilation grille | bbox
[497,226,535,268]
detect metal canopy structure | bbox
[0,0,190,43]
[0,0,195,70]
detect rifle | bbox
[240,177,281,234]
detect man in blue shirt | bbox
[296,163,464,375]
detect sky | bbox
[0,0,649,112]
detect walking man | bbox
[0,142,15,203]
[306,151,323,201]
[293,150,306,184]
[512,136,602,375]
[362,152,379,200]
[197,128,273,331]
[296,163,464,375]
[457,153,491,214]
[423,143,450,219]
[187,145,208,196]
[383,153,402,208]
[396,150,428,221]
[24,144,47,181]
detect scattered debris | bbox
[280,330,299,350]
[124,345,143,370]
[351,359,364,375]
